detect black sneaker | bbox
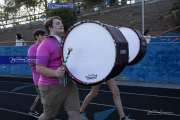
[28,111,40,117]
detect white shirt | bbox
[16,39,25,46]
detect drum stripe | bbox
[128,29,147,65]
[105,26,128,79]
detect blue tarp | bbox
[121,32,180,84]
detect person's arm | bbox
[28,55,35,67]
[36,65,64,78]
[28,60,35,67]
[27,46,37,67]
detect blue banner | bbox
[0,56,29,64]
[48,3,74,9]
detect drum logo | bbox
[85,74,97,80]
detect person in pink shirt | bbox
[36,16,80,120]
[27,29,45,114]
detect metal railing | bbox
[0,40,34,45]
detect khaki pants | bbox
[39,82,80,119]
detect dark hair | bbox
[144,29,149,35]
[44,16,62,34]
[33,29,46,40]
[16,33,23,40]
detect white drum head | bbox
[63,22,116,85]
[119,27,140,63]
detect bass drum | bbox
[63,21,128,85]
[118,27,147,65]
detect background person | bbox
[80,78,132,120]
[16,33,26,46]
[27,29,46,115]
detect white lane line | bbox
[79,88,180,100]
[1,87,180,101]
[0,80,32,85]
[1,103,180,119]
[1,90,179,116]
[120,91,180,100]
[89,102,180,117]
[0,80,179,100]
[0,90,36,97]
[0,107,38,118]
[0,91,180,117]
[11,84,33,92]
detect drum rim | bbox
[118,26,147,65]
[65,20,103,37]
[63,21,125,86]
[128,28,147,65]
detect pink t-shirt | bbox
[36,36,62,86]
[27,42,40,85]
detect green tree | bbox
[2,0,48,27]
[121,0,127,5]
[83,0,104,8]
[1,0,77,28]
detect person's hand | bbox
[55,65,65,78]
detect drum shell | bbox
[118,27,147,65]
[105,25,128,80]
[128,29,147,65]
[63,21,128,85]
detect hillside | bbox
[0,0,178,44]
[79,0,178,35]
